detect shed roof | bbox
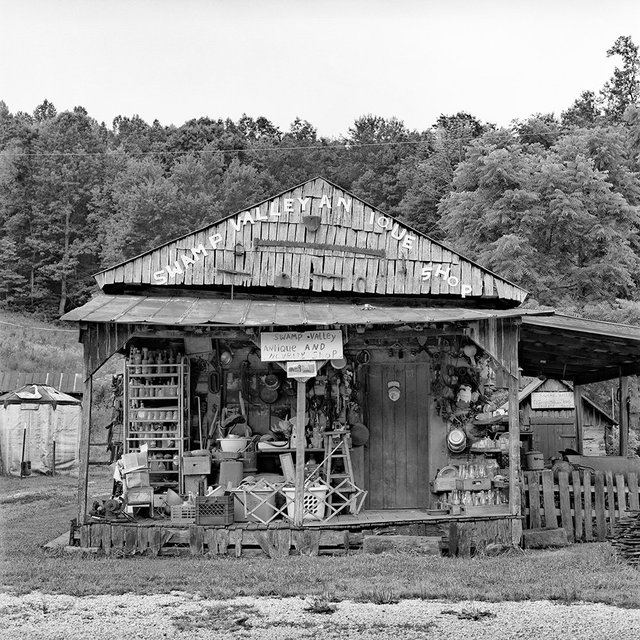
[0,384,81,407]
[519,314,640,384]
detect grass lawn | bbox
[1,469,639,607]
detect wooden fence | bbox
[521,470,640,543]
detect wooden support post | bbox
[619,374,629,457]
[293,378,308,527]
[76,348,93,526]
[508,372,520,517]
[573,384,584,454]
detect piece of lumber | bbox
[522,527,570,549]
[363,535,441,555]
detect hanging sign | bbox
[261,330,343,362]
[531,391,574,410]
[286,361,318,379]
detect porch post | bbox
[573,384,584,454]
[508,372,521,517]
[619,374,629,457]
[293,378,308,526]
[76,346,93,525]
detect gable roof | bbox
[94,177,528,306]
[498,377,616,424]
[0,384,81,407]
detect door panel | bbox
[533,421,576,463]
[365,362,430,509]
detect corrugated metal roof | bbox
[0,371,83,395]
[61,294,547,327]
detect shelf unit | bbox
[123,356,190,493]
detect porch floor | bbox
[127,506,513,530]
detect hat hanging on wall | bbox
[330,358,347,370]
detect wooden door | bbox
[531,417,577,463]
[364,362,430,509]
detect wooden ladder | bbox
[323,430,358,514]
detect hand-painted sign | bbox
[531,391,575,409]
[261,330,343,362]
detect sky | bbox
[1,0,639,137]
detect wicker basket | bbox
[195,495,234,525]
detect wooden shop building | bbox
[62,177,640,557]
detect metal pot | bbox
[259,386,279,404]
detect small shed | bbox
[500,379,617,463]
[0,384,81,476]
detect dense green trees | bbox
[0,36,639,319]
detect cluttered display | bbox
[429,337,513,515]
[98,341,368,525]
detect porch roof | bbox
[519,314,640,384]
[62,295,640,385]
[61,294,544,327]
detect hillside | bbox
[0,308,82,374]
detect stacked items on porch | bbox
[431,460,509,515]
[117,448,153,516]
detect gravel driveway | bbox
[1,591,639,640]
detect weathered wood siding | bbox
[522,470,640,543]
[95,178,527,303]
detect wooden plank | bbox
[124,526,137,553]
[628,472,640,511]
[189,525,205,556]
[292,530,321,556]
[100,523,113,555]
[605,471,616,536]
[80,524,90,548]
[76,357,92,525]
[111,524,124,552]
[557,471,574,542]
[253,529,291,558]
[572,470,583,542]
[615,473,627,517]
[594,471,607,541]
[527,471,542,529]
[148,527,163,556]
[137,525,149,554]
[583,470,593,542]
[541,470,557,529]
[90,523,101,548]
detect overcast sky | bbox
[1,0,639,137]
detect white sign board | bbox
[261,330,343,362]
[531,391,575,410]
[286,361,318,379]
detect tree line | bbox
[0,36,639,322]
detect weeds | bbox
[359,587,399,605]
[171,603,260,632]
[441,607,497,621]
[304,593,337,614]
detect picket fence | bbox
[521,470,640,542]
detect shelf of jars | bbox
[123,348,190,493]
